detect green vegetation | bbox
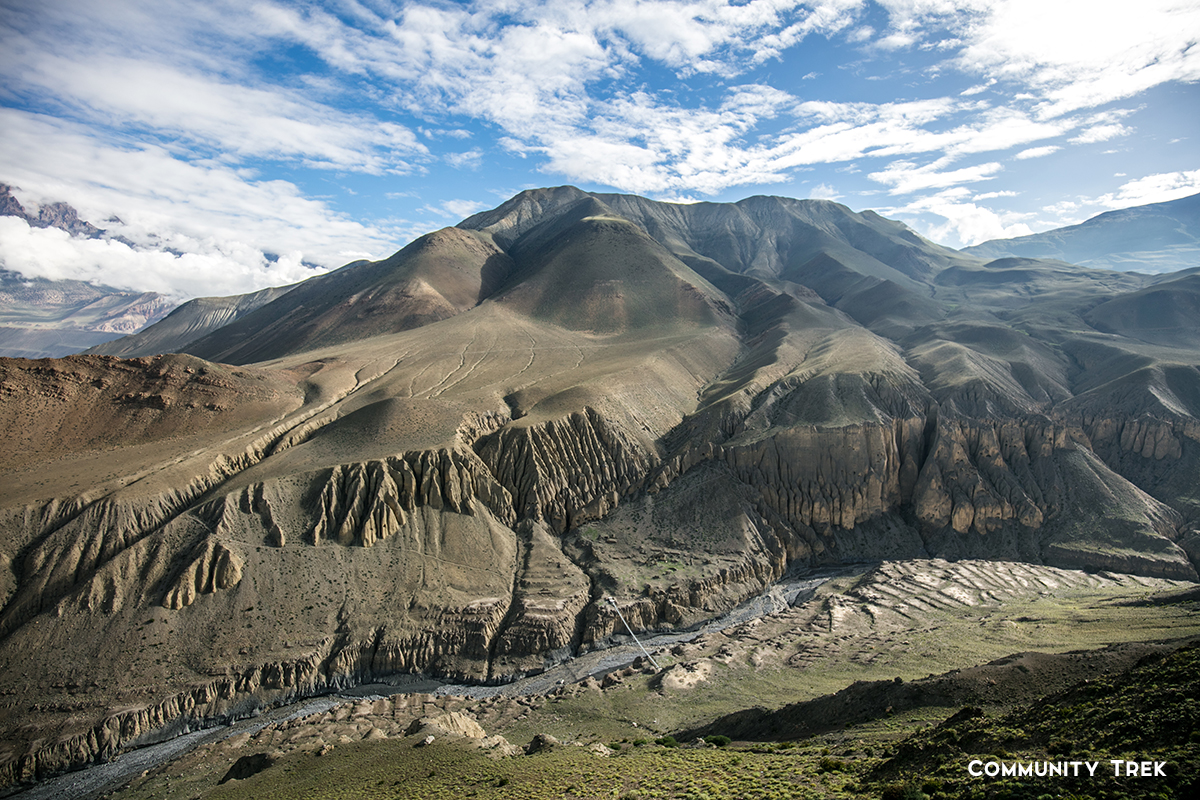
[863,641,1200,799]
[121,736,867,800]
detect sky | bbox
[1,0,1198,299]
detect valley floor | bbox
[19,559,1195,800]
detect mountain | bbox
[0,269,175,358]
[2,187,1199,787]
[0,185,175,357]
[84,283,297,358]
[963,192,1200,273]
[0,182,106,239]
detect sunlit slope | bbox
[184,228,513,365]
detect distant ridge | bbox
[963,192,1200,274]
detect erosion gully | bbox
[10,567,850,800]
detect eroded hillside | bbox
[1,187,1198,787]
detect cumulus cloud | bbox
[0,218,324,299]
[808,182,843,200]
[938,0,1200,117]
[888,189,1035,247]
[445,149,485,170]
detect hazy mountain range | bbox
[1,186,1199,789]
[964,192,1200,274]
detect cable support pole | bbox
[606,596,661,671]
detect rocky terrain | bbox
[1,186,1199,790]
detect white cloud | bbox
[0,110,400,297]
[0,218,324,299]
[0,1,426,174]
[959,81,993,96]
[445,149,485,170]
[1014,145,1060,159]
[1095,170,1200,209]
[868,158,1004,194]
[440,199,490,218]
[808,182,843,200]
[1069,123,1131,144]
[973,190,1018,200]
[888,188,1035,246]
[941,0,1200,117]
[4,54,424,173]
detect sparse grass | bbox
[118,737,867,800]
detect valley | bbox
[1,187,1198,797]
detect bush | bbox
[880,784,928,800]
[704,735,731,747]
[656,735,678,747]
[1048,737,1073,756]
[817,756,849,773]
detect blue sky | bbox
[1,0,1198,298]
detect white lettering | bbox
[968,757,1168,780]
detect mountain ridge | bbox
[1,186,1198,787]
[963,191,1200,273]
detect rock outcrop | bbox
[163,538,243,610]
[476,408,656,533]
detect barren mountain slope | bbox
[1,188,1199,788]
[84,284,297,358]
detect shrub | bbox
[704,735,731,747]
[817,756,849,773]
